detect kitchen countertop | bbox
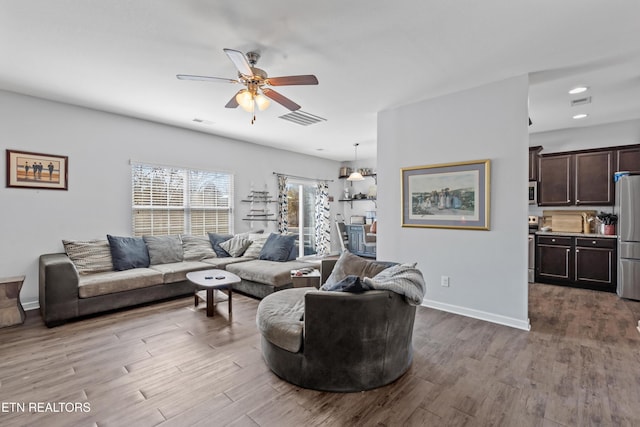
[535,231,618,239]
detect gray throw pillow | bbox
[143,235,183,265]
[219,235,253,257]
[259,233,297,262]
[242,234,269,258]
[63,239,113,275]
[107,235,150,271]
[321,250,390,290]
[181,235,217,261]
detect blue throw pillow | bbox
[324,275,373,293]
[208,232,232,257]
[259,233,297,262]
[107,235,150,271]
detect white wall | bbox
[0,90,342,307]
[377,76,530,330]
[530,118,640,154]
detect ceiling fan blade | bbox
[177,74,238,84]
[223,48,254,77]
[266,75,319,86]
[225,91,241,109]
[262,88,301,111]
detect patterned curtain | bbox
[314,182,331,256]
[277,174,288,233]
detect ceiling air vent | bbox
[279,110,327,126]
[570,96,592,107]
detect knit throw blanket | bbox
[363,263,426,305]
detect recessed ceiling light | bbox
[569,86,588,95]
[572,113,588,120]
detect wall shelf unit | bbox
[241,190,277,222]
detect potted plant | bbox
[597,211,618,235]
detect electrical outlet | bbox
[441,276,450,287]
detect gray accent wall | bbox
[376,76,531,330]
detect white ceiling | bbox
[2,1,640,161]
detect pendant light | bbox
[347,143,365,181]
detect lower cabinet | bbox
[536,236,573,283]
[536,235,616,292]
[574,238,616,290]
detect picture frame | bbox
[6,149,68,190]
[401,159,490,230]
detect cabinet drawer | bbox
[537,236,572,246]
[575,238,616,249]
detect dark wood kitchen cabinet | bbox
[616,146,640,174]
[536,235,616,292]
[536,235,573,283]
[574,237,616,291]
[574,151,614,205]
[538,154,572,206]
[529,146,542,181]
[538,151,614,206]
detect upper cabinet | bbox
[529,146,542,181]
[574,151,614,205]
[537,144,640,207]
[538,154,573,206]
[616,146,640,174]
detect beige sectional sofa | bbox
[39,233,315,327]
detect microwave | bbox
[528,181,537,205]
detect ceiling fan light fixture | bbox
[254,93,270,111]
[236,90,253,111]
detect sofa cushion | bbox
[321,250,390,290]
[181,235,217,261]
[226,259,315,288]
[63,239,113,275]
[149,261,213,283]
[259,233,297,262]
[219,235,253,257]
[107,235,150,271]
[208,233,233,257]
[257,288,312,353]
[200,257,248,269]
[144,235,183,265]
[78,268,164,298]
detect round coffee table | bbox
[186,269,240,318]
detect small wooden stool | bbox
[0,276,26,327]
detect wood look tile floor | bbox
[1,283,640,427]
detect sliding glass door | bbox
[286,182,317,257]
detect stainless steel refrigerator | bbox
[616,175,640,300]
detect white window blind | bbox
[131,163,233,236]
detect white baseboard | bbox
[421,299,531,331]
[22,300,40,311]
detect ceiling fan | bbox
[177,49,318,124]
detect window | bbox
[131,163,233,236]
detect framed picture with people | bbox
[401,159,490,230]
[6,149,68,190]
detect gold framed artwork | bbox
[6,149,68,190]
[401,159,490,230]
